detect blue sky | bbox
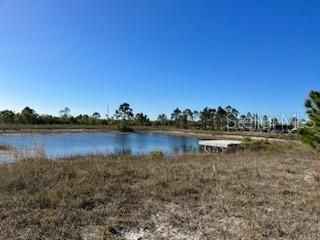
[0,0,319,119]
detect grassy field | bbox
[0,143,319,239]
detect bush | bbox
[117,125,134,133]
[148,151,164,158]
[0,144,14,151]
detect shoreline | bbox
[0,126,299,142]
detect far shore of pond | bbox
[0,125,298,140]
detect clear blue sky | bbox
[0,0,319,119]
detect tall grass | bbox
[0,143,319,239]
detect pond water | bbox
[0,132,199,162]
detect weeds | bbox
[0,145,319,239]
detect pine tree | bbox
[299,90,320,148]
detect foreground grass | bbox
[0,145,319,239]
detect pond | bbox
[0,132,200,162]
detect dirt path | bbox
[152,130,300,144]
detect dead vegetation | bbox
[0,143,319,239]
[0,144,14,152]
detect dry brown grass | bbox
[0,143,319,240]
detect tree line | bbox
[0,107,108,125]
[1,89,318,148]
[0,103,299,133]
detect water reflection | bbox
[0,132,199,162]
[114,147,132,156]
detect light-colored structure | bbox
[199,140,242,152]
